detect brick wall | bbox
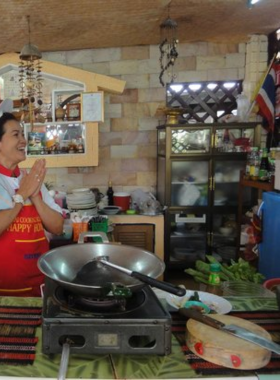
[42,35,268,195]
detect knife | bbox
[179,308,280,355]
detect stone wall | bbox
[42,36,268,195]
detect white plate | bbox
[166,290,232,314]
[72,188,91,193]
[68,203,96,209]
[152,288,171,300]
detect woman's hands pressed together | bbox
[18,159,47,201]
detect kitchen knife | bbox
[179,308,280,355]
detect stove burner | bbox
[51,283,146,316]
[66,293,127,312]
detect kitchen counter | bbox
[0,295,278,380]
[50,214,164,261]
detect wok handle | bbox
[131,271,186,296]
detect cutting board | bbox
[187,314,272,370]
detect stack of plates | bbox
[66,190,97,215]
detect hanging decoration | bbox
[19,15,43,129]
[159,9,179,87]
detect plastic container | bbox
[263,278,280,292]
[63,219,73,239]
[222,281,275,297]
[72,222,88,242]
[236,92,250,121]
[113,192,131,211]
[183,300,211,314]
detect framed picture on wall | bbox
[81,91,104,122]
[66,103,81,120]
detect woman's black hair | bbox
[0,113,18,141]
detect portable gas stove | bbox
[42,278,172,355]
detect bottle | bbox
[206,263,222,295]
[259,148,270,182]
[222,129,230,151]
[269,148,276,183]
[107,181,114,206]
[249,147,260,180]
[244,147,252,179]
[236,92,250,121]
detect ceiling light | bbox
[247,0,262,8]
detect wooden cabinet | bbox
[157,122,259,271]
[109,214,164,262]
[113,224,154,252]
[0,53,125,168]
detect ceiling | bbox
[0,0,279,54]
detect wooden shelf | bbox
[240,175,274,192]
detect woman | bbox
[0,112,64,296]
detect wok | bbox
[38,233,185,297]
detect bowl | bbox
[101,206,122,215]
[183,300,211,314]
[219,227,233,236]
[263,278,280,292]
[126,209,136,215]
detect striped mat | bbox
[172,310,280,376]
[0,306,42,365]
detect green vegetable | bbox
[185,268,209,284]
[193,276,209,285]
[185,255,265,285]
[195,260,211,274]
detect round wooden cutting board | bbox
[187,314,272,370]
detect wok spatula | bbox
[96,258,186,296]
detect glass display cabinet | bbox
[157,122,260,272]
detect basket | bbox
[222,281,275,297]
[90,217,108,233]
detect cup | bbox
[63,219,73,239]
[72,222,88,242]
[113,192,131,211]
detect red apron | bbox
[0,202,49,297]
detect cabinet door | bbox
[167,212,207,266]
[213,126,255,153]
[25,122,85,156]
[157,156,166,205]
[113,224,154,252]
[171,127,211,154]
[211,212,237,263]
[171,160,210,206]
[213,158,245,206]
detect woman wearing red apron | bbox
[0,113,64,296]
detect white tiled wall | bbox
[42,35,269,194]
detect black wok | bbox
[38,238,185,297]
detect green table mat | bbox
[0,295,277,378]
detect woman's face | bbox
[0,119,26,169]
